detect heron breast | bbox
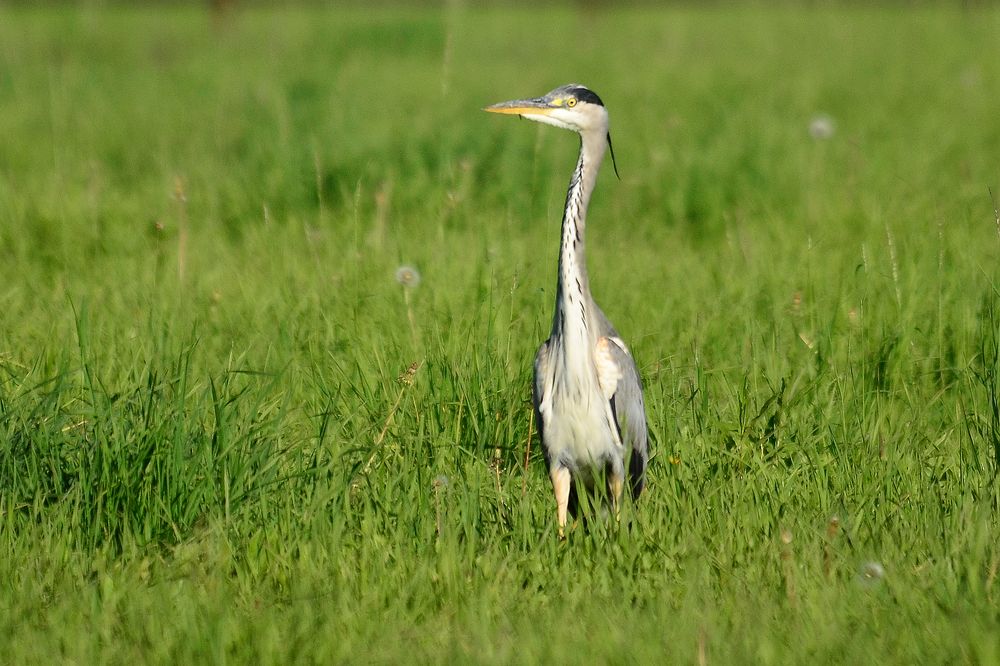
[541,381,619,472]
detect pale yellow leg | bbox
[608,473,624,522]
[551,467,571,538]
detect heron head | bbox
[485,84,618,177]
[484,84,609,134]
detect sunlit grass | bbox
[1,3,999,663]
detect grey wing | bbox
[532,340,551,466]
[603,338,649,498]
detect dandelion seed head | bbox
[809,114,835,140]
[858,560,885,587]
[433,475,450,489]
[395,265,421,288]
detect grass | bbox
[1,2,999,663]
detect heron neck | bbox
[553,130,606,341]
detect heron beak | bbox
[483,98,554,118]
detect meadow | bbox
[1,3,999,663]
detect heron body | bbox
[486,84,649,536]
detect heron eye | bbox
[567,98,577,108]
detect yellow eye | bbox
[567,98,577,108]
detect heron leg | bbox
[551,467,571,538]
[608,471,624,521]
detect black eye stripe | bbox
[570,88,605,107]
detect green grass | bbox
[1,3,999,663]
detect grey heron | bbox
[485,84,649,537]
